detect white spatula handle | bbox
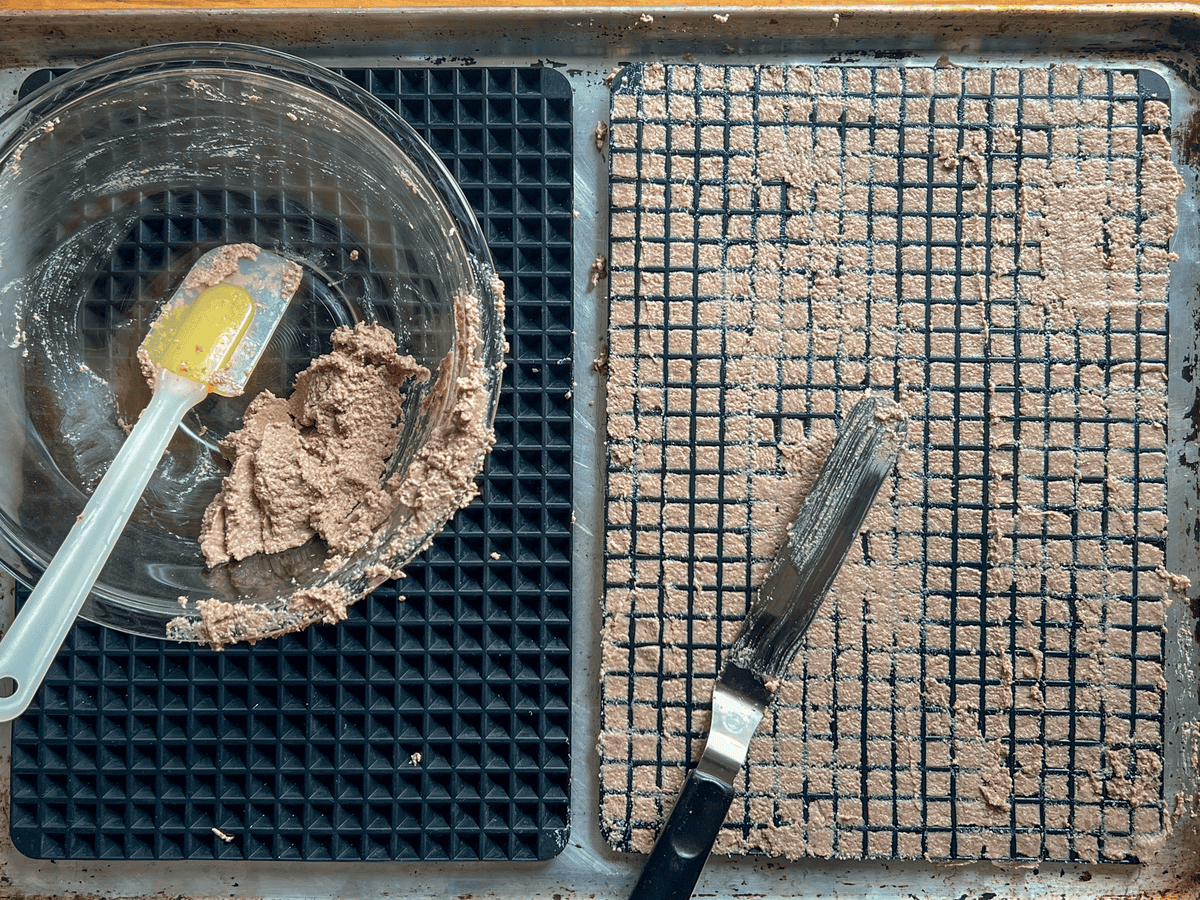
[0,369,208,721]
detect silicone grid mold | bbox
[601,62,1173,864]
[9,65,574,862]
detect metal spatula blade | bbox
[629,395,907,900]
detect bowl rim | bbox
[0,42,507,639]
[0,41,495,267]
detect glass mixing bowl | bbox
[0,43,504,639]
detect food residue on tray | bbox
[588,255,610,290]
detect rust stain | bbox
[1181,110,1200,167]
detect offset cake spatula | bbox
[0,245,302,722]
[629,395,907,900]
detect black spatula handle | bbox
[628,768,735,900]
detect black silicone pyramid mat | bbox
[8,65,573,862]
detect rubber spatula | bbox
[0,246,303,721]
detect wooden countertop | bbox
[0,0,1178,11]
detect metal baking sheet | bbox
[1,6,1200,899]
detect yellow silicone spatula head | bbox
[140,245,304,397]
[0,244,304,723]
[142,282,256,384]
